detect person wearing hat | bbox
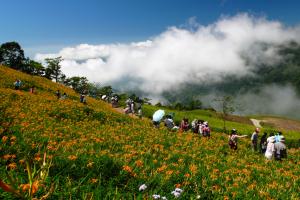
[265,136,276,160]
[274,136,287,160]
[228,129,247,150]
[251,128,260,152]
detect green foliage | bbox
[213,95,235,131]
[65,76,89,94]
[23,58,45,76]
[99,85,113,96]
[44,57,64,83]
[165,100,203,111]
[0,41,25,70]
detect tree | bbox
[0,41,25,70]
[87,83,102,98]
[155,102,162,107]
[174,102,183,110]
[214,95,235,132]
[44,57,64,82]
[65,76,89,93]
[186,99,202,110]
[99,86,113,96]
[23,58,45,76]
[143,97,152,105]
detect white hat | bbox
[267,136,275,143]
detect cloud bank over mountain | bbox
[35,14,300,96]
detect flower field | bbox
[0,66,300,199]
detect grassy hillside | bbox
[1,66,300,199]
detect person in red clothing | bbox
[180,118,189,132]
[228,129,247,150]
[29,86,35,94]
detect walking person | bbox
[260,132,268,154]
[251,128,260,152]
[191,119,198,133]
[29,86,35,94]
[14,79,22,90]
[265,135,276,160]
[136,98,143,119]
[55,90,61,99]
[198,120,204,135]
[202,121,211,137]
[61,92,67,100]
[130,100,135,114]
[274,136,287,161]
[124,98,132,114]
[228,129,247,150]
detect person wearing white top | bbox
[265,136,276,160]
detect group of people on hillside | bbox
[111,96,119,108]
[264,132,287,160]
[191,119,211,137]
[154,113,211,136]
[55,90,68,100]
[14,79,70,100]
[101,95,119,108]
[251,128,287,160]
[229,128,287,160]
[14,79,35,94]
[124,98,143,118]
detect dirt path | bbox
[250,118,262,128]
[112,107,140,119]
[262,117,300,132]
[250,117,300,131]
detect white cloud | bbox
[34,13,300,96]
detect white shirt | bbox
[265,142,275,159]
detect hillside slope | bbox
[0,66,300,199]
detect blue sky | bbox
[1,0,300,57]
